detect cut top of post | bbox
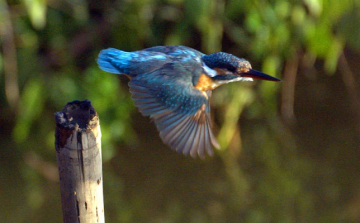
[55,100,100,151]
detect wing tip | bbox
[162,134,219,159]
[154,108,221,159]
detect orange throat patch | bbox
[194,74,219,92]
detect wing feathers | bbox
[128,78,220,158]
[175,117,198,154]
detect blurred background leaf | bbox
[1,0,360,222]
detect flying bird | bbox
[97,45,280,158]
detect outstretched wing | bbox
[129,64,220,158]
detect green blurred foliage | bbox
[1,0,360,222]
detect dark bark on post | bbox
[55,100,105,223]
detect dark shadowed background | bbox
[1,0,360,222]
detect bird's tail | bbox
[97,48,133,74]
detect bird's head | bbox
[202,52,280,86]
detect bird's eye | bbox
[227,66,237,73]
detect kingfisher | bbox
[97,45,280,158]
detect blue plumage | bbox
[97,48,131,74]
[97,45,280,158]
[98,48,169,76]
[202,52,241,72]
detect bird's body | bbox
[97,45,280,158]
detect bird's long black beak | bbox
[242,69,281,82]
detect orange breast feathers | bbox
[194,74,218,92]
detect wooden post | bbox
[55,100,105,223]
